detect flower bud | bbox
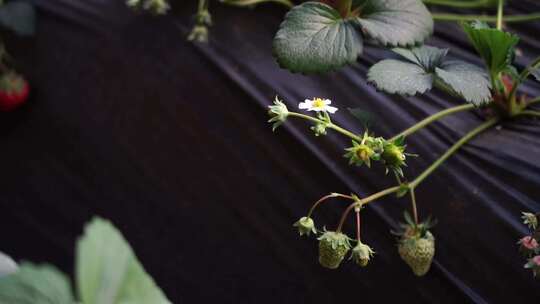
[267,97,289,131]
[311,123,328,137]
[188,25,209,43]
[519,236,539,257]
[382,142,406,167]
[293,217,316,236]
[522,212,538,230]
[524,255,540,277]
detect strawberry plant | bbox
[262,0,540,277]
[134,0,540,277]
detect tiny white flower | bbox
[299,98,338,114]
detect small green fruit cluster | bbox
[293,217,375,269]
[345,133,410,177]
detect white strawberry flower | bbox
[299,98,338,114]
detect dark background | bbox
[2,0,540,303]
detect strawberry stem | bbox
[432,12,540,23]
[389,104,475,142]
[288,112,362,142]
[409,117,499,190]
[336,0,352,18]
[307,193,356,218]
[410,188,419,225]
[355,208,361,241]
[508,57,540,104]
[496,0,504,30]
[336,187,400,232]
[518,110,540,118]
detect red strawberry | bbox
[0,72,29,111]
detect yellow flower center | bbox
[312,98,326,109]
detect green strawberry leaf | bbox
[0,1,35,36]
[273,2,363,73]
[434,60,492,105]
[0,262,75,304]
[354,0,433,47]
[367,46,447,96]
[76,217,171,304]
[368,45,491,104]
[461,21,519,77]
[367,59,434,96]
[0,251,17,278]
[393,46,448,70]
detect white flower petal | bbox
[326,106,338,114]
[323,99,332,105]
[299,101,311,109]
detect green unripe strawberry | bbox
[382,142,406,168]
[398,231,435,276]
[394,212,437,276]
[351,241,375,267]
[317,231,351,269]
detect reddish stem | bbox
[356,209,361,241]
[307,193,355,218]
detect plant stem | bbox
[518,110,540,118]
[272,0,293,8]
[198,0,208,11]
[336,118,499,232]
[409,117,499,189]
[336,186,401,232]
[390,104,476,142]
[496,0,504,30]
[432,13,540,23]
[328,122,362,142]
[356,208,361,241]
[288,112,362,142]
[423,0,489,8]
[508,57,540,101]
[336,0,352,18]
[226,0,293,8]
[307,193,356,218]
[410,188,419,225]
